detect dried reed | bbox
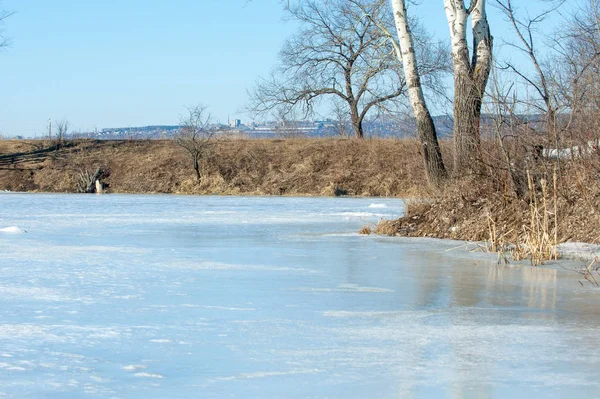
[521,170,559,266]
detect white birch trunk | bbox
[443,0,492,175]
[391,0,427,121]
[471,0,492,75]
[391,0,447,188]
[444,0,470,74]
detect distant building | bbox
[230,119,241,128]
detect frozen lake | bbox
[0,193,599,398]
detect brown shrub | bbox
[377,134,600,253]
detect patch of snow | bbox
[0,226,26,234]
[557,242,600,261]
[122,364,146,371]
[368,203,387,209]
[543,140,600,159]
[134,372,164,379]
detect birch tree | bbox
[390,0,447,188]
[444,0,493,174]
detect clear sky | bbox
[0,0,570,137]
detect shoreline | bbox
[3,189,599,271]
[2,138,599,260]
[0,138,428,197]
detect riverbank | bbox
[2,137,600,249]
[375,157,600,253]
[0,138,430,197]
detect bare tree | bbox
[174,105,215,181]
[444,0,493,174]
[389,0,448,188]
[249,0,412,138]
[494,0,564,144]
[552,0,600,137]
[53,119,69,143]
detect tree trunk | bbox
[350,104,364,138]
[445,0,492,175]
[194,156,201,181]
[391,0,447,188]
[452,73,481,173]
[417,111,447,188]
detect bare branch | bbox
[247,0,447,138]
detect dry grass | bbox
[0,138,432,198]
[359,226,372,235]
[520,172,559,265]
[376,134,600,261]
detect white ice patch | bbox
[558,242,600,261]
[334,212,382,218]
[0,362,26,371]
[0,226,26,234]
[0,324,60,341]
[320,233,361,238]
[200,305,256,311]
[215,369,320,381]
[323,310,422,318]
[170,260,318,274]
[122,364,147,371]
[368,204,387,209]
[291,284,393,293]
[134,372,164,379]
[0,286,68,302]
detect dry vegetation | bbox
[0,138,433,197]
[375,133,600,262]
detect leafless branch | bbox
[248,0,449,138]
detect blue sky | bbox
[0,0,569,137]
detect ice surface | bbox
[0,193,599,398]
